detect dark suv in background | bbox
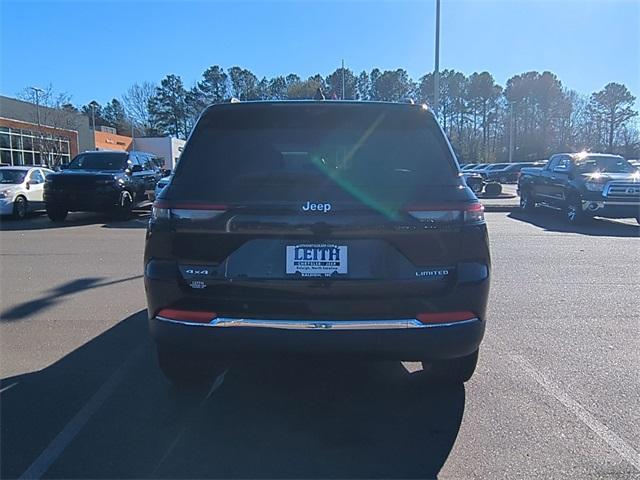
[44,150,162,221]
[144,101,491,387]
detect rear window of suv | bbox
[170,103,458,205]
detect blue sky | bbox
[1,0,638,106]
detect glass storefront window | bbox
[23,135,34,151]
[0,125,74,166]
[12,150,24,165]
[11,134,22,150]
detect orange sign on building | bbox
[94,130,132,151]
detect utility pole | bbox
[433,0,441,116]
[341,59,345,100]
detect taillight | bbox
[157,308,217,323]
[405,203,484,225]
[152,201,228,220]
[416,311,477,324]
[462,202,485,224]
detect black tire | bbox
[46,205,68,222]
[484,182,502,197]
[113,191,133,220]
[421,350,479,384]
[519,190,536,211]
[12,195,28,220]
[499,175,508,184]
[156,347,215,388]
[471,181,483,194]
[566,197,588,224]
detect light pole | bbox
[88,101,99,132]
[341,59,345,100]
[508,102,515,163]
[433,0,441,116]
[130,114,135,152]
[29,87,44,166]
[29,86,44,128]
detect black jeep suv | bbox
[44,150,162,221]
[144,101,491,386]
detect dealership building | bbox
[0,95,95,167]
[1,95,185,169]
[93,126,185,170]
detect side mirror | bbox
[27,179,39,186]
[131,165,143,173]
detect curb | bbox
[478,194,517,200]
[482,204,519,213]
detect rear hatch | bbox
[147,102,486,317]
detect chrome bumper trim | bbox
[581,200,640,211]
[602,201,640,206]
[155,316,479,330]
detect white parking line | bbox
[18,346,143,480]
[510,353,640,471]
[0,382,18,394]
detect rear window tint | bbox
[171,104,458,204]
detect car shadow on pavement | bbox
[508,210,640,237]
[0,275,143,322]
[161,360,465,479]
[0,211,150,231]
[1,310,465,480]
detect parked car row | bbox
[0,151,171,221]
[460,161,548,184]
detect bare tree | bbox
[122,81,157,135]
[18,85,82,167]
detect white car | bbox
[0,166,54,219]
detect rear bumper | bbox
[149,315,485,361]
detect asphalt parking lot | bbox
[1,211,639,479]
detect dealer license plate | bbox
[286,244,348,277]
